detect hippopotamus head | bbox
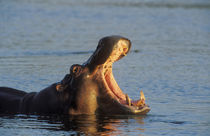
[64,36,150,115]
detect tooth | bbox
[140,90,145,101]
[109,56,113,62]
[123,52,127,56]
[125,94,131,106]
[137,90,145,107]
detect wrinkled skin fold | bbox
[0,36,150,115]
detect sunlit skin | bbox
[0,36,150,115]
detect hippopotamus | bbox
[0,36,150,115]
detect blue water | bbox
[0,0,210,135]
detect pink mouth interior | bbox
[102,44,130,105]
[100,41,147,110]
[105,70,126,104]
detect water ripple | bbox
[0,50,93,58]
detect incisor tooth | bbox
[125,94,131,106]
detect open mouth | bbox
[85,36,150,114]
[101,39,150,114]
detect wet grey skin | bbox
[0,36,150,115]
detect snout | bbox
[85,35,131,70]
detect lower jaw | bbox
[99,65,150,115]
[124,104,150,115]
[104,77,150,114]
[98,102,150,115]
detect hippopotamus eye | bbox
[70,64,82,77]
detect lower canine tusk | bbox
[137,90,146,107]
[125,94,131,106]
[140,90,145,101]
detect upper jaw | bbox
[84,36,131,71]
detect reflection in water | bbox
[0,114,146,135]
[62,115,145,135]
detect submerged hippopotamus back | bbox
[0,36,150,115]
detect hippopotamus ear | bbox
[56,83,65,92]
[70,64,83,77]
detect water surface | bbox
[0,0,210,135]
